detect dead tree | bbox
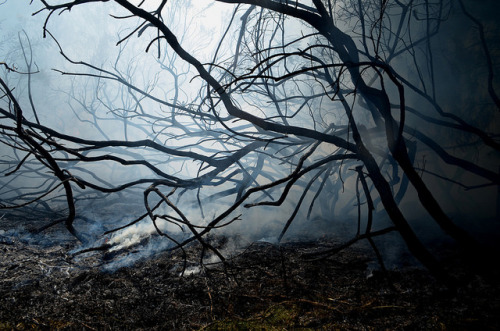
[1,0,498,282]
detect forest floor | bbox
[1,223,500,330]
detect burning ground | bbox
[1,223,500,330]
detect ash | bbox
[1,228,500,330]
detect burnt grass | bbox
[1,229,500,330]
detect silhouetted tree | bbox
[1,0,498,282]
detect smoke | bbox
[1,0,499,272]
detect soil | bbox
[1,225,500,330]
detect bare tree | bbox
[1,0,498,282]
